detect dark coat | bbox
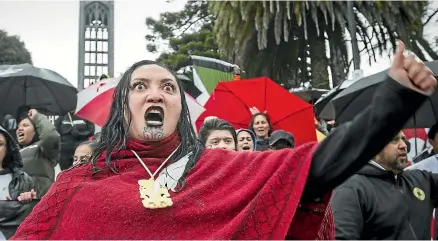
[331,163,438,240]
[0,125,36,239]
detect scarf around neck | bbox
[94,132,181,173]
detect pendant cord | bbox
[131,144,181,179]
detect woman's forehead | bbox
[131,64,176,82]
[254,115,267,122]
[19,118,31,125]
[238,131,251,137]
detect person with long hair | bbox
[0,125,37,239]
[249,112,273,151]
[12,42,437,239]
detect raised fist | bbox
[388,40,436,96]
[28,109,38,120]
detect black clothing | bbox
[255,138,270,151]
[0,126,36,239]
[55,113,94,170]
[304,76,427,201]
[331,163,437,240]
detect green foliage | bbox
[0,30,32,65]
[210,1,434,88]
[145,0,220,74]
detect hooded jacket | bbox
[19,113,60,198]
[55,112,95,147]
[0,125,37,239]
[236,129,257,151]
[331,163,438,240]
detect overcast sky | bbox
[0,0,187,87]
[0,0,437,88]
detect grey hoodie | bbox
[19,113,60,198]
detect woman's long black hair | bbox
[92,60,204,189]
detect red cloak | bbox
[12,133,333,239]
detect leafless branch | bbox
[423,9,438,26]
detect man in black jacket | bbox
[331,130,438,240]
[55,112,94,170]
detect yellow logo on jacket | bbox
[413,187,425,201]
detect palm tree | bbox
[209,1,432,89]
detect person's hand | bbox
[388,40,437,96]
[28,109,38,120]
[6,189,37,203]
[249,107,267,115]
[249,107,260,115]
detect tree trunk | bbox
[329,41,346,87]
[308,17,329,89]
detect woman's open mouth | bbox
[17,132,25,140]
[144,106,164,127]
[242,145,251,151]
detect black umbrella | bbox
[0,63,77,118]
[289,87,329,103]
[314,78,359,120]
[177,74,202,99]
[328,60,438,128]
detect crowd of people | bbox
[0,40,438,239]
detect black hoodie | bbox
[0,125,36,239]
[331,163,438,240]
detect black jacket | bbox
[55,113,94,145]
[331,163,438,240]
[302,76,427,201]
[0,126,36,239]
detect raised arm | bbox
[29,110,60,162]
[302,41,437,200]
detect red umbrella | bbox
[196,77,317,145]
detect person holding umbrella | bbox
[11,41,438,240]
[249,109,273,151]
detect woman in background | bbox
[236,129,256,151]
[249,112,273,151]
[16,108,60,199]
[0,125,36,239]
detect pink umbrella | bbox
[75,78,205,130]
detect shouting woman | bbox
[12,41,437,239]
[16,109,60,199]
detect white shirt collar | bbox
[369,160,386,171]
